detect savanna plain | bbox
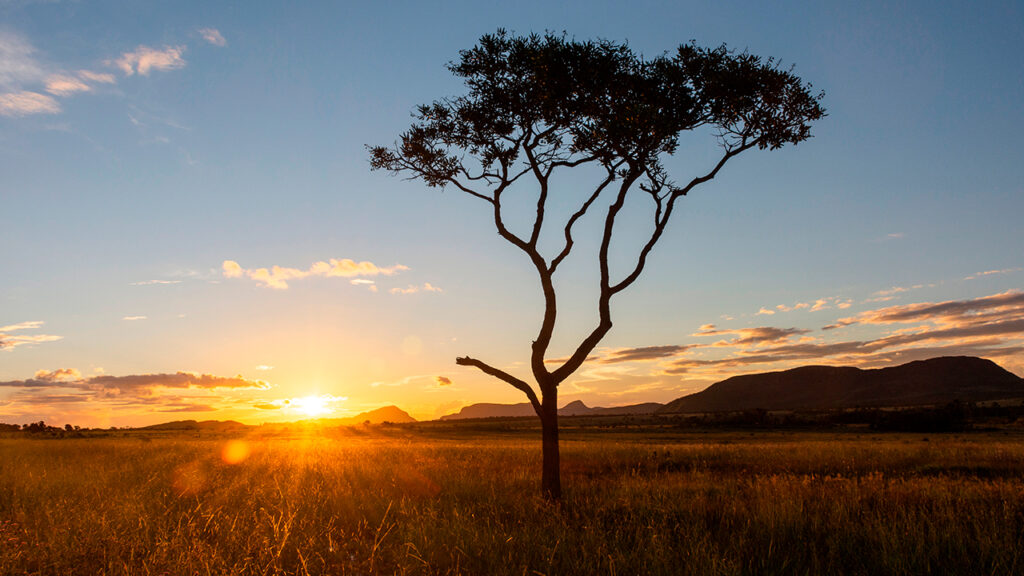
[2,422,1023,576]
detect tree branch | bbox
[549,160,623,274]
[549,169,640,384]
[609,140,759,295]
[456,356,541,416]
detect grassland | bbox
[1,425,1023,575]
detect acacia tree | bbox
[370,31,824,499]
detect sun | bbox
[291,395,334,417]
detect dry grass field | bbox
[1,426,1023,575]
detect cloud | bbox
[198,28,227,47]
[0,90,60,116]
[0,321,44,332]
[253,402,281,410]
[44,74,91,96]
[77,70,116,85]
[0,30,45,89]
[114,45,186,76]
[599,345,694,363]
[223,258,409,289]
[843,290,1024,327]
[0,321,62,350]
[130,279,182,286]
[123,315,147,321]
[435,376,452,386]
[390,283,442,295]
[756,307,775,315]
[659,290,1024,379]
[965,268,1020,281]
[34,368,81,383]
[255,365,273,371]
[693,326,810,347]
[0,371,269,392]
[155,403,218,413]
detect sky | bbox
[2,0,1022,427]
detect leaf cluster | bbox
[369,30,825,187]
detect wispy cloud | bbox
[122,315,147,321]
[435,376,452,386]
[0,90,60,116]
[0,30,45,89]
[0,370,269,392]
[198,28,227,47]
[223,258,409,290]
[693,325,810,347]
[44,74,91,96]
[660,290,1024,379]
[965,268,1021,281]
[130,279,183,286]
[1,28,193,120]
[389,283,442,295]
[113,45,186,76]
[599,345,694,363]
[0,321,62,350]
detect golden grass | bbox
[1,430,1022,575]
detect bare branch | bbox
[610,139,760,295]
[549,160,623,274]
[456,356,541,416]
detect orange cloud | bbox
[0,321,62,350]
[599,345,695,363]
[0,371,269,392]
[223,258,409,289]
[390,283,443,295]
[44,74,91,96]
[692,326,809,347]
[661,291,1024,379]
[114,45,186,76]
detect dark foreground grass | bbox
[1,429,1023,575]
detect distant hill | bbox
[439,400,663,420]
[140,419,249,431]
[138,406,415,431]
[660,356,1024,414]
[322,405,416,425]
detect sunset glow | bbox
[1,1,1022,429]
[290,395,337,418]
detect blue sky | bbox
[2,0,1022,426]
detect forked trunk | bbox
[540,388,561,500]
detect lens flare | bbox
[221,440,250,464]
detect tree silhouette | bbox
[370,30,825,498]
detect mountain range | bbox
[135,357,1023,429]
[439,400,663,420]
[439,356,1024,419]
[140,405,416,430]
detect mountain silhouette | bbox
[660,356,1023,413]
[439,400,663,420]
[320,405,416,425]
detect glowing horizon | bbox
[2,2,1022,428]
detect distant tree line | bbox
[662,400,1024,433]
[0,421,93,437]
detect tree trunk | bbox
[540,387,561,500]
